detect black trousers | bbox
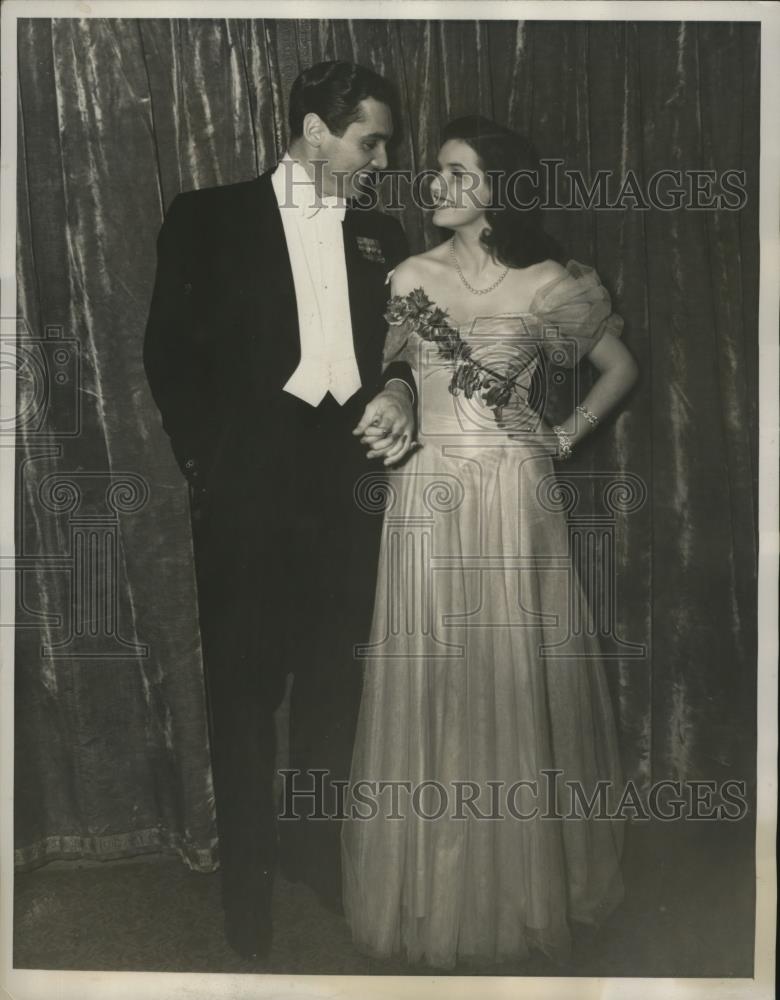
[192,391,384,918]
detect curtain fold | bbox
[15,18,759,870]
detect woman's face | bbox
[430,138,492,229]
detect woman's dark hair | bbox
[289,61,398,139]
[441,115,562,268]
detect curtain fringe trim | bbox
[14,828,219,873]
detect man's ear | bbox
[302,112,329,149]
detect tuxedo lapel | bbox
[237,181,391,394]
[342,209,392,385]
[245,172,301,379]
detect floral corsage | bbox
[383,287,527,415]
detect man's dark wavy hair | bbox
[288,61,398,139]
[441,115,562,268]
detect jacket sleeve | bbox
[380,217,418,408]
[143,194,217,489]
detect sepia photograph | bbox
[1,2,777,998]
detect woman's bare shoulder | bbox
[390,244,449,295]
[523,258,569,290]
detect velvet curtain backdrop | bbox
[15,19,759,870]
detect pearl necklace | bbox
[449,236,510,295]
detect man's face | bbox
[316,98,393,199]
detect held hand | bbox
[353,385,417,466]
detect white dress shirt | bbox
[271,155,362,406]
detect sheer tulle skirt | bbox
[342,418,625,969]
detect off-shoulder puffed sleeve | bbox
[529,260,624,369]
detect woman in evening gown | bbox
[342,116,639,969]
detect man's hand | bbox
[353,383,417,466]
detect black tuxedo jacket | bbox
[143,170,413,512]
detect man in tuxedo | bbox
[143,61,416,959]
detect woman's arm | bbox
[354,256,427,465]
[551,331,639,451]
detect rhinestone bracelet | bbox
[552,425,573,460]
[576,404,599,426]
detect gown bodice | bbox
[383,260,624,441]
[411,314,545,438]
